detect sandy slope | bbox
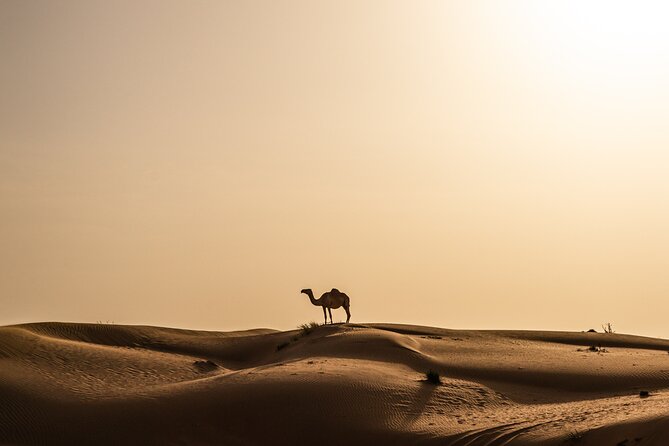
[1,322,669,445]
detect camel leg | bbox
[344,305,351,323]
[322,307,327,325]
[328,308,333,324]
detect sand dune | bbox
[1,322,669,445]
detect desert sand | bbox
[1,322,669,445]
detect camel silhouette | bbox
[300,288,351,324]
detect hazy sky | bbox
[2,1,669,337]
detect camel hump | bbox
[331,288,340,293]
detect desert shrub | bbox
[639,390,650,398]
[602,323,614,334]
[565,430,583,443]
[276,342,290,351]
[425,370,441,385]
[298,321,319,336]
[586,328,597,333]
[193,360,218,372]
[584,345,608,353]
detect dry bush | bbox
[298,321,319,336]
[602,323,614,333]
[425,370,441,385]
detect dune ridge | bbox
[1,322,669,445]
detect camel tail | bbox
[343,293,351,323]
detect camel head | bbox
[300,288,312,295]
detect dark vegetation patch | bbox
[576,345,608,353]
[277,322,320,352]
[193,360,218,372]
[298,321,319,336]
[425,370,441,385]
[564,430,583,443]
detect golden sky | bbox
[2,1,669,337]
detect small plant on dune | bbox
[193,360,218,372]
[425,370,441,385]
[277,321,320,352]
[565,430,583,443]
[581,345,608,353]
[298,321,319,336]
[602,323,614,334]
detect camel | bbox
[300,288,351,324]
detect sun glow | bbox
[519,1,669,89]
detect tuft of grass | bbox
[275,322,321,353]
[278,321,320,352]
[298,321,319,336]
[565,430,583,443]
[425,370,441,385]
[193,360,218,372]
[584,345,608,353]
